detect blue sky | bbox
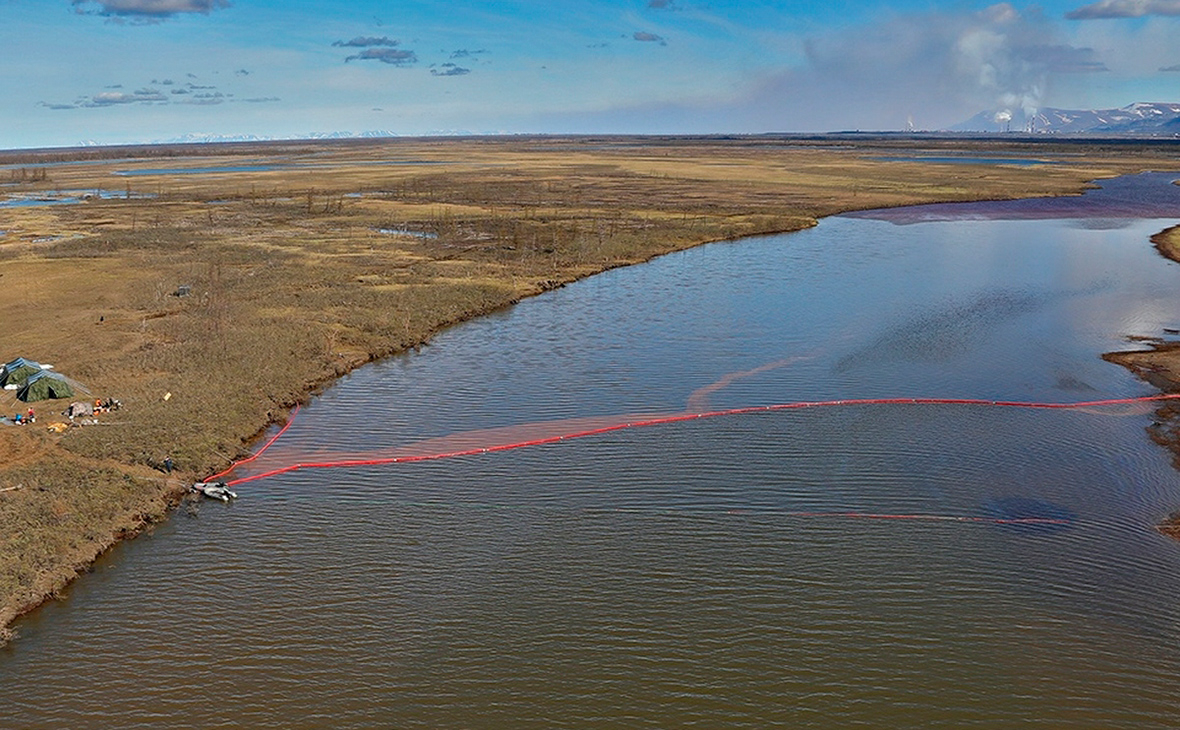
[3,0,1180,148]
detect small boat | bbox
[192,482,238,502]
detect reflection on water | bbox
[874,155,1062,166]
[849,171,1180,224]
[983,496,1077,530]
[112,160,456,176]
[832,287,1058,371]
[5,174,1180,728]
[1071,218,1135,230]
[113,164,288,176]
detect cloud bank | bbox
[40,78,278,110]
[430,63,471,77]
[333,37,418,65]
[552,3,1111,133]
[753,3,1108,128]
[633,31,667,45]
[333,36,400,48]
[1066,0,1180,19]
[343,48,418,65]
[71,0,230,21]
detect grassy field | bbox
[3,134,1180,641]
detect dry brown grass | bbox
[3,134,1180,637]
[1150,223,1180,262]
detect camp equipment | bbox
[17,371,74,402]
[0,357,43,388]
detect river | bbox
[4,173,1180,728]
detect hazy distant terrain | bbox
[953,103,1180,135]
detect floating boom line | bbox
[210,394,1180,488]
[205,404,300,483]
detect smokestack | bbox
[993,109,1013,133]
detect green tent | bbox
[1,357,43,388]
[17,371,74,402]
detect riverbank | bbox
[1151,223,1180,261]
[1102,222,1180,539]
[4,135,1180,643]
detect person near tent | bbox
[26,408,34,423]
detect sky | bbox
[3,0,1180,148]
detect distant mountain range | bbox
[68,129,504,147]
[952,102,1180,135]
[70,105,1180,149]
[153,130,402,145]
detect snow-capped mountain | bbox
[302,130,401,140]
[161,133,275,144]
[951,102,1180,135]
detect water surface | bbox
[112,160,455,176]
[0,189,155,208]
[112,164,290,176]
[849,171,1180,223]
[873,155,1062,166]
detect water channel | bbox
[4,173,1180,728]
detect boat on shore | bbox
[191,482,237,502]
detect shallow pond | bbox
[873,155,1063,165]
[112,164,290,176]
[0,189,155,208]
[112,160,456,176]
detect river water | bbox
[5,174,1180,728]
